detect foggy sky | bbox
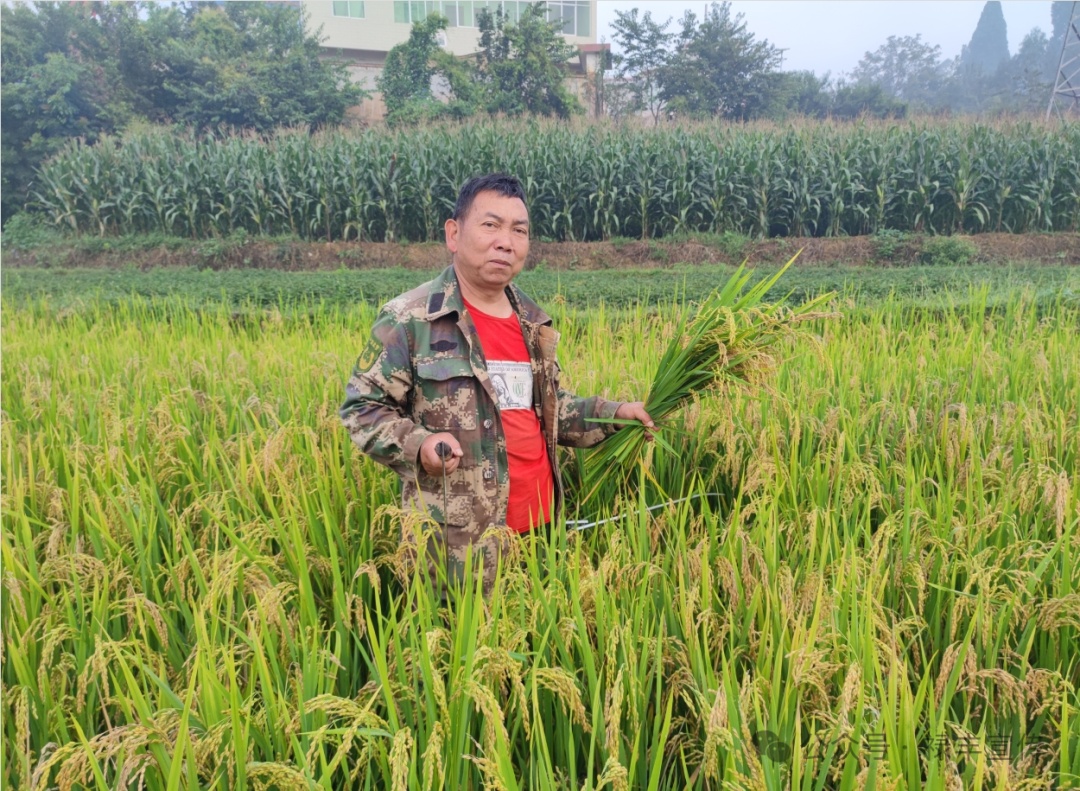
[597,1,1058,79]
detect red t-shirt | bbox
[464,299,553,533]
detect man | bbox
[340,173,653,593]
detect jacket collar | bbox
[425,265,551,326]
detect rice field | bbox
[2,279,1078,790]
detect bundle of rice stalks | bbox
[581,251,836,503]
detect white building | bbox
[302,1,605,120]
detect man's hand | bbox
[614,402,656,439]
[419,433,464,476]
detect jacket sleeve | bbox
[340,309,432,478]
[555,388,625,448]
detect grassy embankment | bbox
[3,262,1078,313]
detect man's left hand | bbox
[614,402,655,439]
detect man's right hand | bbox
[419,433,464,477]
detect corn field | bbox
[3,284,1078,789]
[30,118,1080,242]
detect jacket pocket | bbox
[414,357,479,431]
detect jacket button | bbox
[483,419,493,429]
[483,469,495,480]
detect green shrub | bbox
[1,212,63,251]
[920,235,978,266]
[714,230,750,260]
[666,230,750,260]
[870,228,911,262]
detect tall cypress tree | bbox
[962,1,1010,72]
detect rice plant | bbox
[580,254,836,502]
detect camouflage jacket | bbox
[340,265,623,579]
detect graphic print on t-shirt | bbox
[487,360,532,411]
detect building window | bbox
[444,2,474,27]
[395,1,461,25]
[333,1,365,19]
[393,1,589,35]
[544,1,589,36]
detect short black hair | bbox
[451,173,527,222]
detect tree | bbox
[829,80,908,119]
[779,70,833,117]
[378,13,457,125]
[961,1,1010,73]
[378,2,581,124]
[154,3,363,133]
[775,71,906,120]
[850,34,951,109]
[0,1,363,222]
[0,2,138,222]
[475,3,580,118]
[609,8,673,124]
[1016,26,1050,70]
[944,24,1047,117]
[658,2,783,120]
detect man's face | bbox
[445,190,529,293]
